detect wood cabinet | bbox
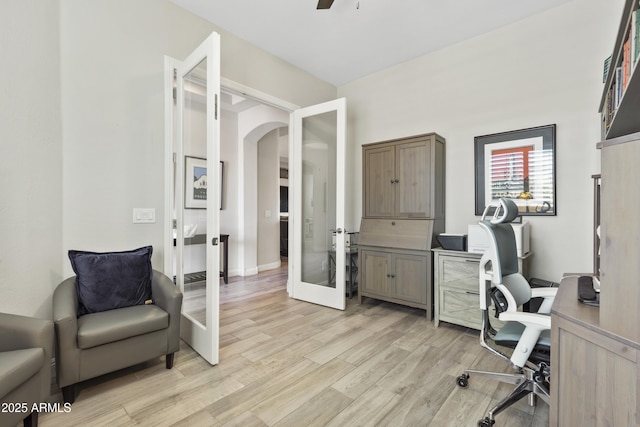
[358,133,445,318]
[550,276,639,426]
[363,133,445,223]
[433,249,528,330]
[360,248,429,307]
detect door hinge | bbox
[212,237,219,246]
[173,152,177,163]
[214,93,218,120]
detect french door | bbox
[291,98,347,310]
[167,32,221,365]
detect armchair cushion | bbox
[77,304,168,349]
[0,348,44,398]
[69,246,153,316]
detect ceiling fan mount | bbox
[317,0,335,9]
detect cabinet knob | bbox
[391,221,396,226]
[390,180,395,184]
[394,179,399,183]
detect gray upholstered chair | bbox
[53,270,182,404]
[0,313,54,427]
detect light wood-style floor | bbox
[40,261,548,427]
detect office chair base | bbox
[457,366,550,425]
[478,417,495,427]
[457,370,526,388]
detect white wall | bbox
[58,1,336,276]
[1,0,336,317]
[0,0,62,318]
[238,105,289,275]
[257,129,283,270]
[339,0,625,282]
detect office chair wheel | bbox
[456,373,469,388]
[478,417,495,427]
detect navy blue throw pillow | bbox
[69,246,153,316]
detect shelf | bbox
[605,63,640,139]
[600,0,640,139]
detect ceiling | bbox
[169,0,571,87]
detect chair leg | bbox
[24,411,38,427]
[486,379,534,422]
[62,385,76,405]
[166,352,174,369]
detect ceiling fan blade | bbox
[317,0,334,9]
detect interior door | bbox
[291,98,346,310]
[174,32,221,365]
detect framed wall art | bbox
[474,124,556,216]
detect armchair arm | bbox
[53,277,81,388]
[0,313,54,402]
[151,270,182,354]
[0,313,53,353]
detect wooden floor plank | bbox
[39,260,548,427]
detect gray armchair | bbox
[0,313,54,427]
[53,270,182,404]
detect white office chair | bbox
[456,198,556,427]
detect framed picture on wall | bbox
[185,156,207,209]
[474,124,556,216]
[184,156,224,210]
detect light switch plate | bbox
[133,208,156,224]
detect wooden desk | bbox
[550,275,639,426]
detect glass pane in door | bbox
[300,110,337,288]
[181,58,208,327]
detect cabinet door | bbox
[360,249,391,297]
[393,253,427,304]
[396,139,431,218]
[363,145,395,218]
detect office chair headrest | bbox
[482,198,520,224]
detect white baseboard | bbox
[257,260,281,273]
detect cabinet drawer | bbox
[438,287,482,330]
[437,254,481,291]
[438,287,505,331]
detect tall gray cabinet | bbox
[358,133,445,318]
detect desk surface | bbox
[553,274,640,350]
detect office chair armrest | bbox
[530,287,557,299]
[499,311,551,330]
[530,287,557,314]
